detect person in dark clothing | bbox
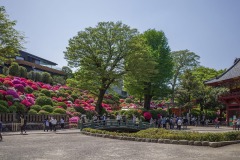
[0,120,2,141]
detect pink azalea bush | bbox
[143,112,152,121]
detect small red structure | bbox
[205,58,240,126]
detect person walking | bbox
[51,117,57,131]
[236,117,240,131]
[0,120,2,141]
[43,118,49,132]
[215,117,220,128]
[49,117,53,131]
[60,117,64,129]
[20,115,25,134]
[177,118,182,130]
[116,113,121,126]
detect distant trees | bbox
[170,50,200,103]
[62,66,73,79]
[0,6,24,64]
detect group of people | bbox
[150,116,188,130]
[43,117,65,132]
[90,113,140,126]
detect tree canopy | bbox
[0,6,24,64]
[124,29,173,109]
[170,50,200,103]
[65,21,153,114]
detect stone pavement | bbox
[1,131,240,160]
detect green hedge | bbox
[35,96,53,106]
[82,128,240,142]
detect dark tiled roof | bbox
[19,50,57,66]
[205,58,240,85]
[16,59,65,75]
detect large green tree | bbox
[0,6,24,64]
[64,22,153,114]
[176,66,227,118]
[170,50,200,103]
[191,66,227,113]
[125,29,173,110]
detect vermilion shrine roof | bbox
[205,58,240,86]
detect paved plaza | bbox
[0,127,240,160]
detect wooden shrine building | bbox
[205,58,240,126]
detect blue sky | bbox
[1,0,240,71]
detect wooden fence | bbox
[0,113,69,123]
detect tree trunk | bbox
[95,89,106,115]
[144,94,152,110]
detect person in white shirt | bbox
[51,117,57,131]
[236,118,240,131]
[177,118,182,130]
[116,114,121,125]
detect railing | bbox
[0,113,69,123]
[79,119,154,131]
[0,113,70,132]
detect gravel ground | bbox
[0,133,240,160]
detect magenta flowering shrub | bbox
[3,80,14,87]
[42,84,51,90]
[6,89,19,98]
[21,99,32,108]
[31,85,39,90]
[0,90,7,95]
[14,84,25,92]
[143,112,152,121]
[12,79,21,84]
[69,116,80,123]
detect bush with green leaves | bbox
[191,108,201,117]
[2,66,9,75]
[30,105,41,112]
[0,104,9,113]
[9,62,20,76]
[24,86,34,93]
[14,102,26,114]
[35,72,42,82]
[28,109,38,114]
[35,96,53,106]
[52,75,66,85]
[33,90,40,97]
[0,100,8,107]
[74,106,86,114]
[71,94,78,101]
[8,105,17,113]
[125,98,133,103]
[19,66,27,78]
[38,110,49,115]
[56,102,67,109]
[41,105,53,113]
[5,95,14,102]
[56,91,68,98]
[0,94,3,100]
[53,108,66,114]
[41,72,52,84]
[27,71,36,81]
[41,89,51,97]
